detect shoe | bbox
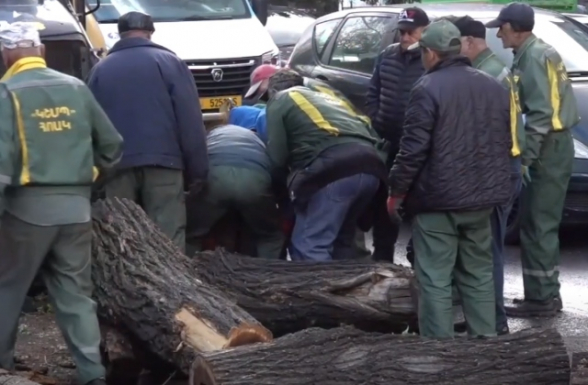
[512,295,563,311]
[497,325,510,336]
[505,298,558,318]
[85,379,106,385]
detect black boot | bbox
[505,298,559,318]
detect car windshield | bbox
[480,16,588,73]
[88,0,251,23]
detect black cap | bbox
[452,15,486,39]
[485,3,534,31]
[118,11,155,34]
[398,7,430,30]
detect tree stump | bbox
[191,250,416,335]
[91,198,272,374]
[190,327,570,385]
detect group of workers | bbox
[0,2,578,384]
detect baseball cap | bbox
[244,64,278,99]
[398,7,430,31]
[407,19,462,52]
[451,16,486,39]
[118,11,155,34]
[485,3,535,31]
[0,22,41,49]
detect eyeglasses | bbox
[398,29,415,36]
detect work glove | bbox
[386,195,404,224]
[521,165,532,186]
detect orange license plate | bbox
[200,96,242,110]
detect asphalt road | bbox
[388,224,588,352]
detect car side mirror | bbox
[251,0,268,26]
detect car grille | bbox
[185,57,257,100]
[564,192,588,211]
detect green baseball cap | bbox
[408,19,462,52]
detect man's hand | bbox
[188,179,206,197]
[521,165,532,186]
[387,195,404,224]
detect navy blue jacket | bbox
[365,44,425,153]
[87,37,208,184]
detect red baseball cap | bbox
[245,64,278,98]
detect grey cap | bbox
[485,3,535,31]
[118,11,155,34]
[0,22,42,49]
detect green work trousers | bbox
[187,166,284,259]
[0,213,104,385]
[412,209,495,338]
[105,167,186,252]
[520,130,573,301]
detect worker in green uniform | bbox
[265,69,388,261]
[303,76,376,259]
[449,15,525,334]
[186,124,285,259]
[389,20,512,337]
[0,22,123,385]
[486,3,579,317]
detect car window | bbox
[313,19,342,58]
[328,16,391,74]
[480,17,588,73]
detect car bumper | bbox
[563,159,588,223]
[203,112,225,122]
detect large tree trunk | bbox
[190,327,570,385]
[91,198,272,374]
[191,250,416,335]
[0,370,42,385]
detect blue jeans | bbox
[492,157,523,330]
[290,173,379,261]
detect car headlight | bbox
[261,50,280,65]
[573,138,588,159]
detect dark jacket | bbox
[207,124,271,174]
[87,37,208,185]
[365,44,425,150]
[389,56,512,215]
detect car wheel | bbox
[505,196,521,245]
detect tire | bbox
[505,196,521,245]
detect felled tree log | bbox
[91,198,272,374]
[0,370,43,385]
[571,352,588,384]
[191,327,570,385]
[191,249,416,335]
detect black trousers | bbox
[372,150,400,262]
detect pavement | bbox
[388,224,588,353]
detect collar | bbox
[427,55,471,74]
[472,48,494,69]
[513,34,537,65]
[0,57,47,82]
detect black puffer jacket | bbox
[365,44,425,151]
[389,56,512,215]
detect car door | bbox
[311,12,399,111]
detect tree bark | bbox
[191,250,416,335]
[91,198,273,374]
[0,370,43,385]
[190,327,570,385]
[571,352,588,384]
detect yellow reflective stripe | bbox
[314,85,371,125]
[10,92,31,185]
[288,91,339,135]
[509,84,521,157]
[546,60,563,130]
[93,167,99,182]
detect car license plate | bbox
[200,96,242,110]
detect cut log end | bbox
[175,308,272,352]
